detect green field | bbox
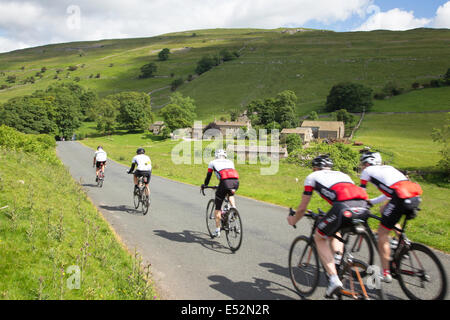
[1,28,449,119]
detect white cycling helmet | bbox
[360,152,382,166]
[215,149,227,159]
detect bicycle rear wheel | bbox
[396,242,447,300]
[141,189,150,215]
[225,208,243,252]
[205,199,216,238]
[288,236,320,297]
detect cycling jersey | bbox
[94,150,107,162]
[207,159,239,181]
[131,154,152,172]
[360,165,422,200]
[303,170,368,204]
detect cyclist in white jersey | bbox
[93,146,107,182]
[360,152,422,282]
[127,148,152,195]
[287,155,369,298]
[201,149,239,238]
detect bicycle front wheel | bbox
[288,236,320,297]
[396,242,447,300]
[205,199,216,238]
[225,208,243,252]
[133,188,140,209]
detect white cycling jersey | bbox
[208,158,239,180]
[132,154,152,171]
[94,150,107,162]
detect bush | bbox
[285,134,303,154]
[287,142,359,174]
[326,82,373,112]
[430,79,444,88]
[139,63,157,78]
[158,48,170,61]
[195,56,215,75]
[171,78,184,91]
[68,66,78,71]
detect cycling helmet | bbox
[97,145,103,150]
[311,155,333,169]
[136,148,145,155]
[215,149,227,159]
[360,152,382,166]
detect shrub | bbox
[326,82,373,112]
[170,78,184,91]
[139,63,157,78]
[195,56,215,75]
[68,66,78,71]
[285,134,303,154]
[158,48,170,61]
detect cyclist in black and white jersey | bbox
[93,146,107,182]
[127,148,152,195]
[287,155,369,298]
[201,149,239,238]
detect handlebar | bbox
[200,185,218,196]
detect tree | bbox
[195,56,215,75]
[171,77,184,91]
[275,90,297,128]
[445,68,450,85]
[308,111,319,120]
[432,113,450,176]
[285,134,303,153]
[107,92,153,132]
[220,49,235,62]
[95,99,119,135]
[326,82,373,112]
[158,48,170,61]
[140,63,157,78]
[160,93,196,131]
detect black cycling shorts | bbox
[96,161,106,169]
[215,179,239,210]
[134,170,152,184]
[316,200,369,237]
[381,196,421,230]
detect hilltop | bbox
[1,27,449,119]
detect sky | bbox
[0,0,449,53]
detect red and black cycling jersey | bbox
[360,165,422,199]
[303,170,368,205]
[204,158,239,186]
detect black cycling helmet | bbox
[311,154,333,169]
[136,148,145,155]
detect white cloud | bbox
[355,8,432,31]
[433,1,450,28]
[0,0,374,53]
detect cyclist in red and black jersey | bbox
[201,149,239,238]
[287,155,369,298]
[360,152,423,282]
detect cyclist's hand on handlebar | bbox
[287,208,297,229]
[366,200,373,208]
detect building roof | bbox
[215,121,248,127]
[301,121,344,131]
[281,127,313,134]
[152,121,164,126]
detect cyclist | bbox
[93,146,107,182]
[359,152,422,283]
[287,155,369,298]
[127,148,152,196]
[201,149,239,238]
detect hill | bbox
[1,28,449,118]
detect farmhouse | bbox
[280,127,314,143]
[300,121,345,139]
[227,145,288,159]
[150,121,165,134]
[214,120,252,136]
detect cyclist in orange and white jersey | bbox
[201,149,239,238]
[360,152,422,282]
[287,155,369,298]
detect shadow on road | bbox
[100,204,144,216]
[82,183,98,188]
[153,229,233,254]
[208,275,295,300]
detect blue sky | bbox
[0,0,449,53]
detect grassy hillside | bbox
[1,28,449,119]
[0,127,157,299]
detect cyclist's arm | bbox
[128,162,136,173]
[93,155,96,166]
[204,168,213,186]
[370,194,389,205]
[288,194,312,226]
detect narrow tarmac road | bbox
[56,141,449,300]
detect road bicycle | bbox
[94,163,105,188]
[129,173,150,215]
[201,186,243,252]
[355,211,447,300]
[288,207,386,300]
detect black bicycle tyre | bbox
[205,199,216,238]
[225,208,243,252]
[341,229,374,278]
[133,188,140,209]
[288,236,321,297]
[141,189,150,215]
[396,242,447,300]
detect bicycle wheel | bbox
[133,187,140,209]
[98,173,104,188]
[339,259,385,300]
[205,199,216,238]
[288,236,320,297]
[225,208,243,252]
[341,229,374,278]
[396,242,447,300]
[141,189,150,215]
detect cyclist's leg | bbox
[215,185,226,229]
[225,179,239,208]
[133,172,139,188]
[144,171,151,196]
